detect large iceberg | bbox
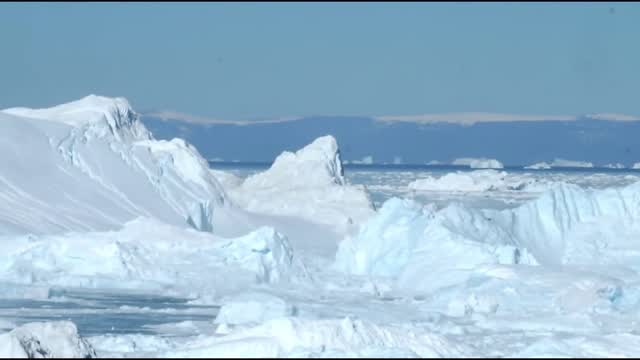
[0,95,227,235]
[225,135,376,234]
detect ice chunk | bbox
[0,321,96,358]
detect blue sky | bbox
[2,2,639,119]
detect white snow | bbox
[0,321,96,358]
[452,157,504,169]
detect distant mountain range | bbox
[141,114,640,167]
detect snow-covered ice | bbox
[3,95,640,357]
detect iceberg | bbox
[452,157,504,169]
[0,95,227,235]
[407,170,534,193]
[525,161,552,170]
[604,163,625,169]
[229,135,376,234]
[550,158,594,168]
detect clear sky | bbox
[1,2,639,119]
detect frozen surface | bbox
[3,96,640,357]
